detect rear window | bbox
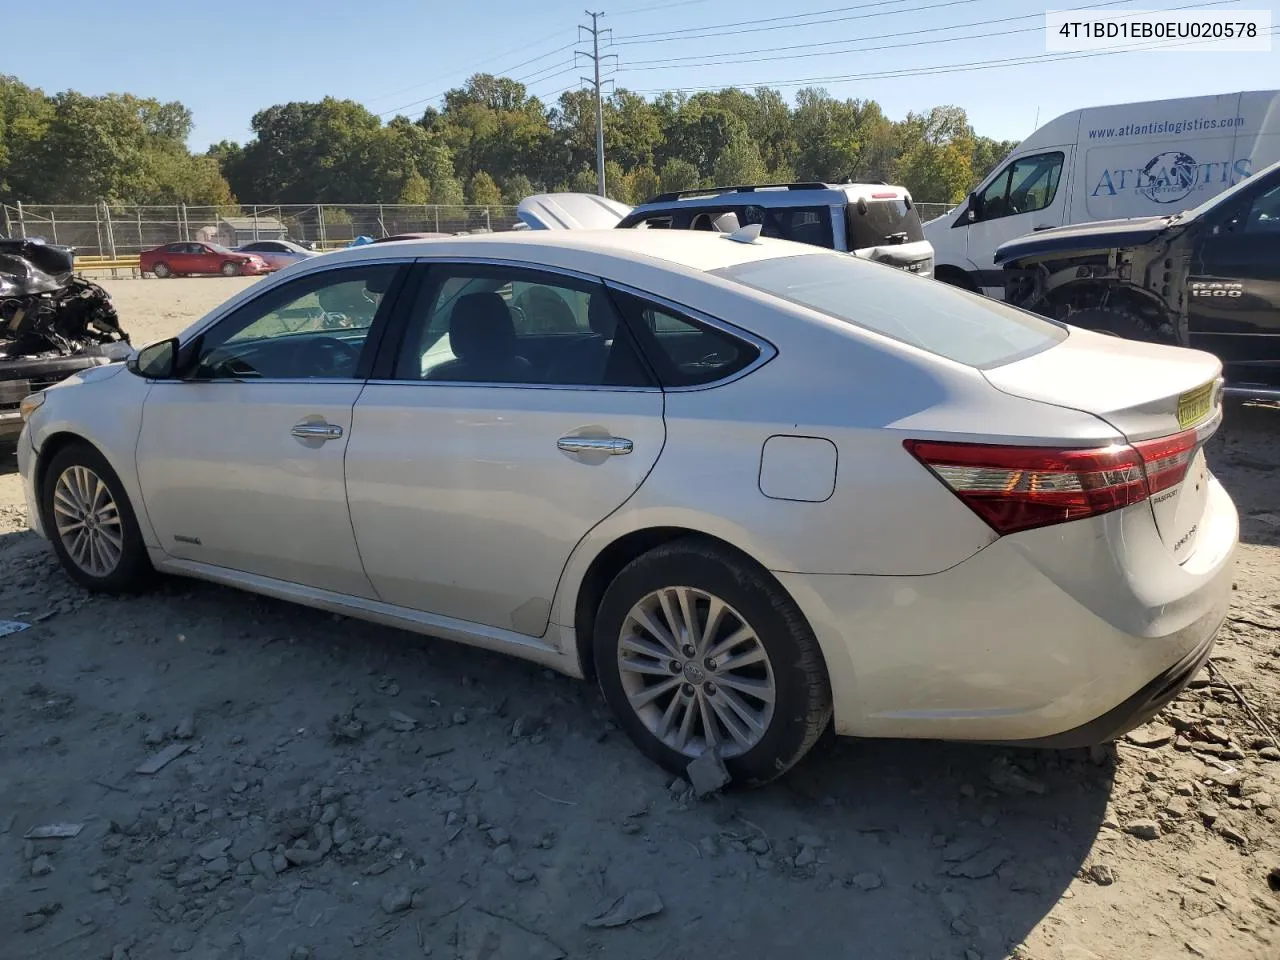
[846,198,925,249]
[714,253,1066,368]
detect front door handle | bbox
[557,436,633,456]
[291,421,344,441]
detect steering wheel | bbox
[291,336,361,378]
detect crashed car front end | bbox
[0,239,131,443]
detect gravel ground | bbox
[0,277,1277,960]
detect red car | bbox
[140,242,270,278]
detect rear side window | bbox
[715,253,1065,369]
[846,199,925,249]
[612,291,760,387]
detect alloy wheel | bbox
[617,586,776,759]
[52,465,124,577]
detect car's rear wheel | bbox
[152,262,172,278]
[41,442,152,593]
[220,261,241,277]
[594,538,832,786]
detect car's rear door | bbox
[344,260,665,638]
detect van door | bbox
[964,149,1070,296]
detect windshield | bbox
[1173,158,1280,222]
[714,253,1066,368]
[846,198,925,249]
[207,243,233,254]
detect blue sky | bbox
[6,0,1278,150]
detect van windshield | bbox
[713,253,1066,368]
[846,199,925,249]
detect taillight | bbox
[904,429,1200,535]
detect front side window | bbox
[392,265,652,387]
[1243,180,1280,233]
[190,264,399,380]
[715,252,1066,369]
[976,152,1064,221]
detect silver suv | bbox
[517,183,935,276]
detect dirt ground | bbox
[0,276,1277,960]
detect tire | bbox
[152,262,172,279]
[40,442,153,593]
[934,266,979,293]
[221,261,241,277]
[1065,306,1175,345]
[594,538,832,786]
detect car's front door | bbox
[135,261,407,596]
[165,243,194,273]
[344,261,665,637]
[964,149,1069,295]
[1188,171,1280,381]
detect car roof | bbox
[308,228,822,276]
[628,182,912,215]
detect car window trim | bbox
[602,281,777,393]
[146,260,415,385]
[366,257,662,392]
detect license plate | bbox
[1176,383,1214,430]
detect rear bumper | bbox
[1009,621,1220,747]
[776,476,1238,743]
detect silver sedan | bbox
[15,229,1236,784]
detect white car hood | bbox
[516,193,631,230]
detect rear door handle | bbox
[291,421,343,441]
[557,436,633,456]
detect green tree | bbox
[713,134,768,186]
[624,165,660,205]
[467,171,502,205]
[502,173,535,204]
[658,158,701,194]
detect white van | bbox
[926,89,1280,296]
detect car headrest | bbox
[449,292,517,360]
[587,293,618,338]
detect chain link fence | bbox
[0,203,523,258]
[1,200,957,259]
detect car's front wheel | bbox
[221,261,241,277]
[594,538,832,786]
[41,442,153,593]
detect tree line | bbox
[1,72,1018,209]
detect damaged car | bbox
[0,238,131,442]
[995,158,1280,401]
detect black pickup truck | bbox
[995,159,1280,401]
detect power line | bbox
[627,26,1280,93]
[364,32,575,105]
[621,0,1142,65]
[378,48,578,118]
[613,0,983,43]
[621,0,1245,70]
[610,0,715,16]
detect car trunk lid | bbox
[981,326,1223,561]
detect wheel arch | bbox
[568,525,816,683]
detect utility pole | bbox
[578,11,616,198]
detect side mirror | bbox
[967,191,981,222]
[127,337,179,379]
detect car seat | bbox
[425,292,533,382]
